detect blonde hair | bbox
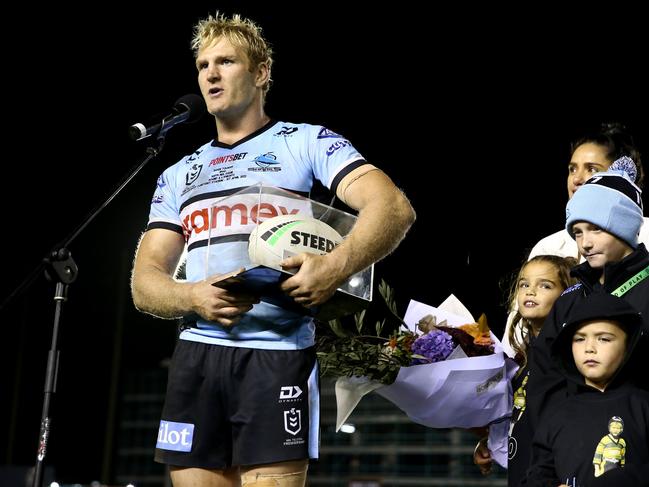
[191,12,273,95]
[507,255,578,370]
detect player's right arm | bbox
[131,228,258,326]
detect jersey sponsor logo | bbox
[280,385,303,400]
[156,420,194,452]
[185,163,203,185]
[249,152,282,172]
[274,126,299,137]
[152,194,164,204]
[326,140,352,156]
[283,408,302,436]
[209,152,248,166]
[317,127,342,139]
[182,201,301,237]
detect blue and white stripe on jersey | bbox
[146,120,367,350]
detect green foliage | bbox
[316,280,415,384]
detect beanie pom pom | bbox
[609,156,637,183]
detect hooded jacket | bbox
[521,293,649,487]
[508,244,649,486]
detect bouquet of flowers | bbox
[317,282,518,466]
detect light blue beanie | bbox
[566,160,643,248]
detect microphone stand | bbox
[32,136,167,487]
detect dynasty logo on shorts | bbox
[157,420,194,452]
[279,385,303,402]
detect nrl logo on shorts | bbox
[283,408,302,436]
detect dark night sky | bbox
[1,4,648,483]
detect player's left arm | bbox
[331,164,415,276]
[280,164,415,305]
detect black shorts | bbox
[154,340,320,469]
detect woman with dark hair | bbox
[529,122,647,261]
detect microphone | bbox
[129,94,205,141]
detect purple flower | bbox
[410,330,455,365]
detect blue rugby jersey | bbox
[146,120,366,349]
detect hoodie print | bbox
[592,415,626,477]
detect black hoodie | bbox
[521,293,649,487]
[508,244,649,486]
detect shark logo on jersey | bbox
[317,127,342,139]
[274,126,298,137]
[185,163,203,185]
[249,152,282,172]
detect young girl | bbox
[474,254,577,485]
[507,255,578,372]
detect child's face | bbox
[572,222,633,269]
[608,421,623,437]
[572,320,627,391]
[517,261,564,332]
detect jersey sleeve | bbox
[304,125,368,194]
[146,168,183,235]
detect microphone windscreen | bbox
[174,93,206,124]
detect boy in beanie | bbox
[565,162,644,251]
[515,165,649,483]
[522,293,649,487]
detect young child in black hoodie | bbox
[522,292,649,487]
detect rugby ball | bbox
[248,214,343,268]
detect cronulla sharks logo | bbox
[249,152,282,172]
